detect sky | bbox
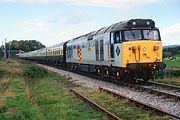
[0,0,180,47]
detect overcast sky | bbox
[0,0,180,47]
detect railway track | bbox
[124,82,180,101]
[148,81,180,90]
[138,81,180,92]
[69,88,122,120]
[148,81,180,94]
[37,63,180,119]
[99,87,180,120]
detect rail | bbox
[70,88,122,120]
[99,87,180,119]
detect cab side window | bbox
[110,32,114,44]
[110,32,114,58]
[114,31,122,43]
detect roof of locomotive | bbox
[72,19,156,41]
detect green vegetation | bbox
[9,40,45,52]
[156,45,180,86]
[162,47,180,79]
[0,59,4,64]
[162,47,180,78]
[163,46,180,58]
[155,78,180,87]
[163,54,180,68]
[0,76,41,120]
[77,88,168,120]
[155,54,180,86]
[0,60,109,120]
[23,64,48,78]
[0,40,46,58]
[30,76,108,120]
[0,68,7,78]
[155,68,180,79]
[0,61,40,119]
[0,60,172,119]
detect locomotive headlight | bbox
[143,47,147,51]
[154,45,159,51]
[147,21,150,25]
[132,21,136,25]
[156,57,160,62]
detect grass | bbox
[163,54,180,68]
[0,75,41,120]
[0,68,7,78]
[0,60,109,120]
[0,59,4,64]
[0,60,23,76]
[23,64,48,78]
[154,77,180,87]
[76,88,168,120]
[31,77,108,120]
[0,59,171,119]
[155,54,180,86]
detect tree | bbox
[11,40,19,50]
[10,40,46,52]
[0,46,3,58]
[163,45,180,58]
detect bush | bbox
[23,64,48,79]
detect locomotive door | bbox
[95,41,99,61]
[95,39,104,61]
[100,39,104,61]
[110,32,114,59]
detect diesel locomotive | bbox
[19,19,166,82]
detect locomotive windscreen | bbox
[124,29,160,41]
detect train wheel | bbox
[143,77,148,83]
[97,68,101,76]
[126,74,136,83]
[105,69,111,78]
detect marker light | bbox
[147,21,150,25]
[132,21,136,25]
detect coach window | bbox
[114,31,122,43]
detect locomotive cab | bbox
[122,29,166,80]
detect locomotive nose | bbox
[122,41,163,67]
